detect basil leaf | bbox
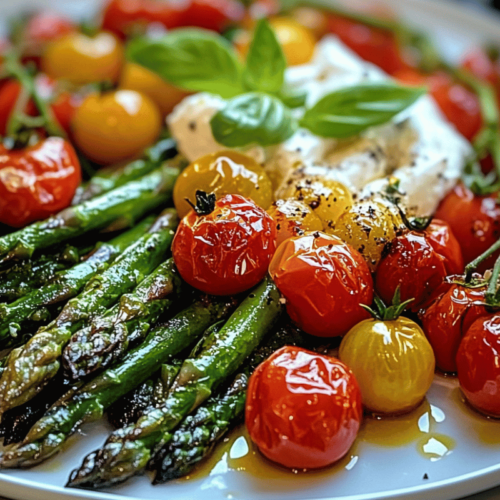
[300,84,426,138]
[127,29,244,98]
[243,19,286,93]
[210,92,297,147]
[277,87,308,109]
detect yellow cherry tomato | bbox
[173,150,274,218]
[331,199,405,272]
[72,90,161,165]
[235,17,316,66]
[119,62,189,117]
[281,178,353,231]
[42,31,124,85]
[267,198,323,247]
[290,7,329,40]
[339,316,436,415]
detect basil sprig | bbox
[300,84,426,138]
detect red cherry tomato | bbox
[269,232,373,337]
[457,314,500,418]
[326,14,411,75]
[0,137,81,227]
[435,183,500,273]
[25,12,75,44]
[0,80,37,136]
[425,219,464,275]
[246,346,362,469]
[172,193,276,295]
[375,229,449,310]
[181,0,245,32]
[461,49,500,87]
[420,281,488,373]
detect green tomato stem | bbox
[465,238,500,282]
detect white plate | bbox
[1,1,500,500]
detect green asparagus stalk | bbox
[0,297,235,468]
[63,258,184,381]
[152,322,310,482]
[0,219,153,350]
[0,163,179,265]
[0,210,178,415]
[72,138,182,205]
[67,278,282,488]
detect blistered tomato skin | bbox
[435,183,500,273]
[269,232,373,337]
[173,151,273,219]
[173,194,276,296]
[72,90,162,165]
[420,282,488,373]
[267,199,323,247]
[331,200,405,272]
[425,219,464,275]
[0,138,81,227]
[339,317,435,415]
[246,346,362,470]
[457,315,500,418]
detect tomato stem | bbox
[485,253,500,305]
[361,286,414,321]
[465,238,500,282]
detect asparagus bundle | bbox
[0,210,178,415]
[0,162,179,265]
[153,323,310,482]
[63,258,184,381]
[72,138,181,205]
[67,278,282,489]
[0,296,235,467]
[0,219,153,349]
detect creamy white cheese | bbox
[167,36,471,216]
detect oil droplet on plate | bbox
[417,434,456,461]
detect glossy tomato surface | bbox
[182,0,245,32]
[435,183,500,272]
[269,232,373,337]
[425,219,464,275]
[173,194,276,295]
[420,281,488,373]
[246,346,362,469]
[375,230,449,309]
[0,137,81,227]
[457,314,500,418]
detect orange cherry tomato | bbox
[425,219,464,275]
[172,193,277,295]
[326,14,411,75]
[269,232,373,337]
[457,314,500,418]
[71,90,162,165]
[0,137,81,227]
[420,281,488,373]
[246,346,362,469]
[435,183,500,273]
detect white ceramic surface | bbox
[0,1,500,500]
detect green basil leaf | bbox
[277,87,308,109]
[300,84,427,138]
[127,29,244,99]
[210,92,297,147]
[243,19,286,93]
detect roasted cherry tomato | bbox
[375,228,450,309]
[173,193,276,295]
[269,232,373,337]
[72,90,161,165]
[41,31,124,85]
[435,183,500,273]
[457,314,500,418]
[0,80,36,136]
[236,17,316,66]
[0,137,81,227]
[267,199,323,247]
[424,219,464,275]
[420,281,488,373]
[119,62,189,117]
[181,0,245,32]
[340,315,435,415]
[246,346,362,469]
[290,7,329,39]
[326,14,411,75]
[281,178,353,231]
[331,199,405,272]
[461,49,500,87]
[173,151,273,219]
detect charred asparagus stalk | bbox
[0,163,179,265]
[63,258,184,381]
[0,219,153,349]
[0,296,235,468]
[67,278,282,489]
[0,210,178,415]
